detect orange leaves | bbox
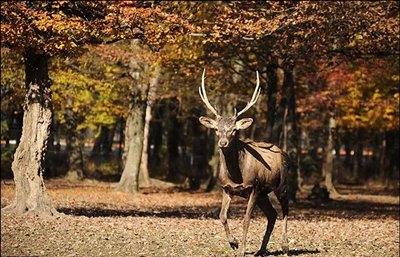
[329,60,399,131]
[1,1,191,56]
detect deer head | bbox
[198,69,261,148]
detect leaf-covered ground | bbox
[1,179,399,257]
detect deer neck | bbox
[219,139,244,185]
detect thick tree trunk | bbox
[2,49,58,216]
[115,46,150,193]
[322,116,339,196]
[115,83,149,193]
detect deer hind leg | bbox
[279,195,289,254]
[220,190,238,249]
[255,196,277,256]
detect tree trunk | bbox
[282,68,300,201]
[166,97,181,182]
[138,93,152,187]
[139,66,160,187]
[115,82,149,193]
[206,133,220,192]
[322,116,339,196]
[352,131,363,181]
[265,63,279,144]
[2,49,58,216]
[149,108,163,168]
[378,133,388,185]
[64,107,84,181]
[92,125,114,156]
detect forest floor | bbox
[1,178,399,257]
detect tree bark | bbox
[2,49,58,216]
[322,116,339,196]
[115,46,150,193]
[139,66,160,187]
[115,83,149,193]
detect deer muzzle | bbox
[218,138,230,148]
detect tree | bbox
[51,52,129,180]
[0,48,25,146]
[297,56,399,189]
[1,1,189,215]
[113,39,158,193]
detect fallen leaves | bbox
[1,179,399,257]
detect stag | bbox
[198,69,290,256]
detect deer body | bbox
[219,140,287,195]
[198,69,289,256]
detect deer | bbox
[198,69,290,256]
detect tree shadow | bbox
[57,194,399,220]
[292,199,399,220]
[57,206,221,219]
[248,249,320,256]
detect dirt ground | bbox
[1,179,399,257]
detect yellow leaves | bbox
[334,61,399,131]
[55,43,65,50]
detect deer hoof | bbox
[229,238,239,249]
[255,249,267,256]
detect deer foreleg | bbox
[238,189,258,257]
[220,190,238,249]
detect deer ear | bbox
[199,116,217,129]
[236,118,253,130]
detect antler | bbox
[236,71,261,117]
[199,68,219,117]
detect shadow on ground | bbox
[57,197,399,220]
[57,206,220,219]
[247,249,321,256]
[292,199,399,220]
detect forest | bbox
[1,2,399,257]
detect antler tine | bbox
[199,68,219,117]
[236,70,261,117]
